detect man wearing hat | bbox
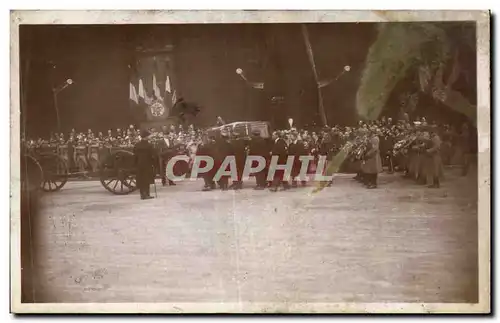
[229,130,247,190]
[198,135,217,191]
[288,130,307,187]
[133,129,156,200]
[248,129,270,189]
[269,131,290,192]
[214,129,232,190]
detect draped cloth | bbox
[129,52,177,123]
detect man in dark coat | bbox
[157,133,176,186]
[288,131,307,187]
[213,131,233,190]
[248,130,270,189]
[133,130,156,200]
[229,132,247,190]
[198,136,217,191]
[269,131,290,192]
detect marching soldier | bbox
[133,129,156,200]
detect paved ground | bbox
[31,167,478,304]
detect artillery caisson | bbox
[20,153,44,192]
[22,144,141,195]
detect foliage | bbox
[356,23,476,124]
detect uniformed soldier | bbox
[416,131,431,185]
[425,126,443,188]
[133,129,156,200]
[363,127,383,189]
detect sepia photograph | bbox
[12,10,490,313]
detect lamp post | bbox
[52,78,73,130]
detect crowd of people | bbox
[22,115,476,195]
[190,116,475,193]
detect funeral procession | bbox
[19,22,479,304]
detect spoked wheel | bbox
[20,154,44,192]
[38,153,69,192]
[99,150,137,195]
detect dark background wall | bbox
[19,22,475,137]
[19,23,378,137]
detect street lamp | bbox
[236,67,264,89]
[52,78,73,130]
[235,67,247,81]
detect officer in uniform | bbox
[248,129,270,189]
[133,129,156,200]
[363,127,383,189]
[426,126,443,188]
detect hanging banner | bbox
[129,51,176,122]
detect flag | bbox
[138,79,145,99]
[171,89,177,104]
[153,74,162,100]
[129,83,139,104]
[165,75,172,93]
[131,52,175,122]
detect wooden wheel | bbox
[99,150,137,195]
[38,153,69,192]
[20,154,44,192]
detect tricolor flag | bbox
[138,79,146,99]
[153,74,162,100]
[129,83,139,104]
[171,89,177,104]
[130,53,177,122]
[165,75,172,94]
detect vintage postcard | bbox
[12,10,490,313]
